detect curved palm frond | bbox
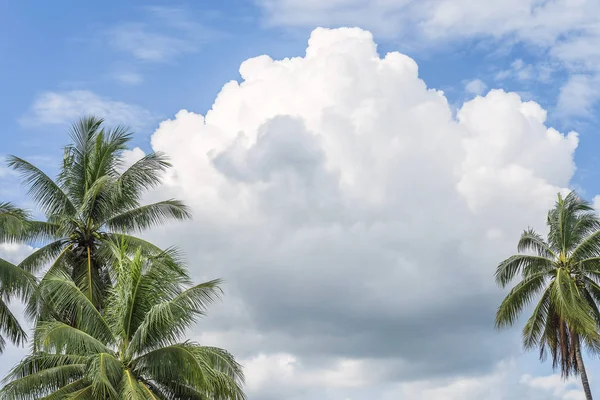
[0,257,37,298]
[1,353,86,400]
[104,200,191,233]
[551,268,598,336]
[35,271,114,344]
[112,151,171,213]
[6,156,75,217]
[496,271,549,328]
[128,279,222,356]
[135,344,245,400]
[0,202,30,242]
[17,221,60,244]
[18,240,69,274]
[0,296,27,353]
[34,321,111,355]
[517,229,557,258]
[87,353,122,398]
[523,283,552,349]
[495,254,554,288]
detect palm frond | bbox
[24,245,73,322]
[495,254,554,288]
[89,124,132,184]
[134,343,245,400]
[104,200,191,233]
[1,357,85,400]
[34,321,111,355]
[570,229,600,262]
[119,369,146,400]
[38,378,89,400]
[0,296,27,352]
[0,257,37,299]
[6,156,75,216]
[517,229,557,257]
[18,239,69,274]
[59,116,104,207]
[523,284,553,349]
[18,221,60,243]
[87,353,122,399]
[78,175,115,226]
[112,151,171,213]
[34,271,114,344]
[102,233,166,257]
[128,280,222,356]
[551,268,598,336]
[496,272,549,328]
[0,202,30,242]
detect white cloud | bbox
[495,59,545,82]
[465,78,487,95]
[106,6,214,63]
[257,0,600,116]
[22,90,154,130]
[386,361,584,400]
[136,28,589,398]
[556,75,600,118]
[238,353,585,399]
[0,243,34,264]
[108,23,195,62]
[114,71,143,85]
[521,374,585,400]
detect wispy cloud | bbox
[464,79,487,95]
[106,6,215,63]
[494,59,556,83]
[556,74,600,118]
[21,90,154,130]
[114,71,143,85]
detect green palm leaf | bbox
[104,200,191,233]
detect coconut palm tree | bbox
[495,191,600,400]
[0,243,245,399]
[6,116,190,311]
[0,202,36,353]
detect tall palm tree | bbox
[0,243,245,399]
[0,202,36,353]
[7,116,190,310]
[495,191,600,400]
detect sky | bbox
[1,1,600,399]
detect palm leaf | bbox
[6,156,75,216]
[128,279,222,355]
[34,321,111,355]
[104,200,191,233]
[496,271,549,328]
[0,296,27,352]
[495,254,554,287]
[18,239,69,274]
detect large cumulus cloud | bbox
[126,28,582,398]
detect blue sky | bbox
[1,1,600,399]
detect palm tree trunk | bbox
[575,341,593,400]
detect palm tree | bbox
[0,202,36,353]
[7,116,190,310]
[495,191,600,400]
[0,243,245,399]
